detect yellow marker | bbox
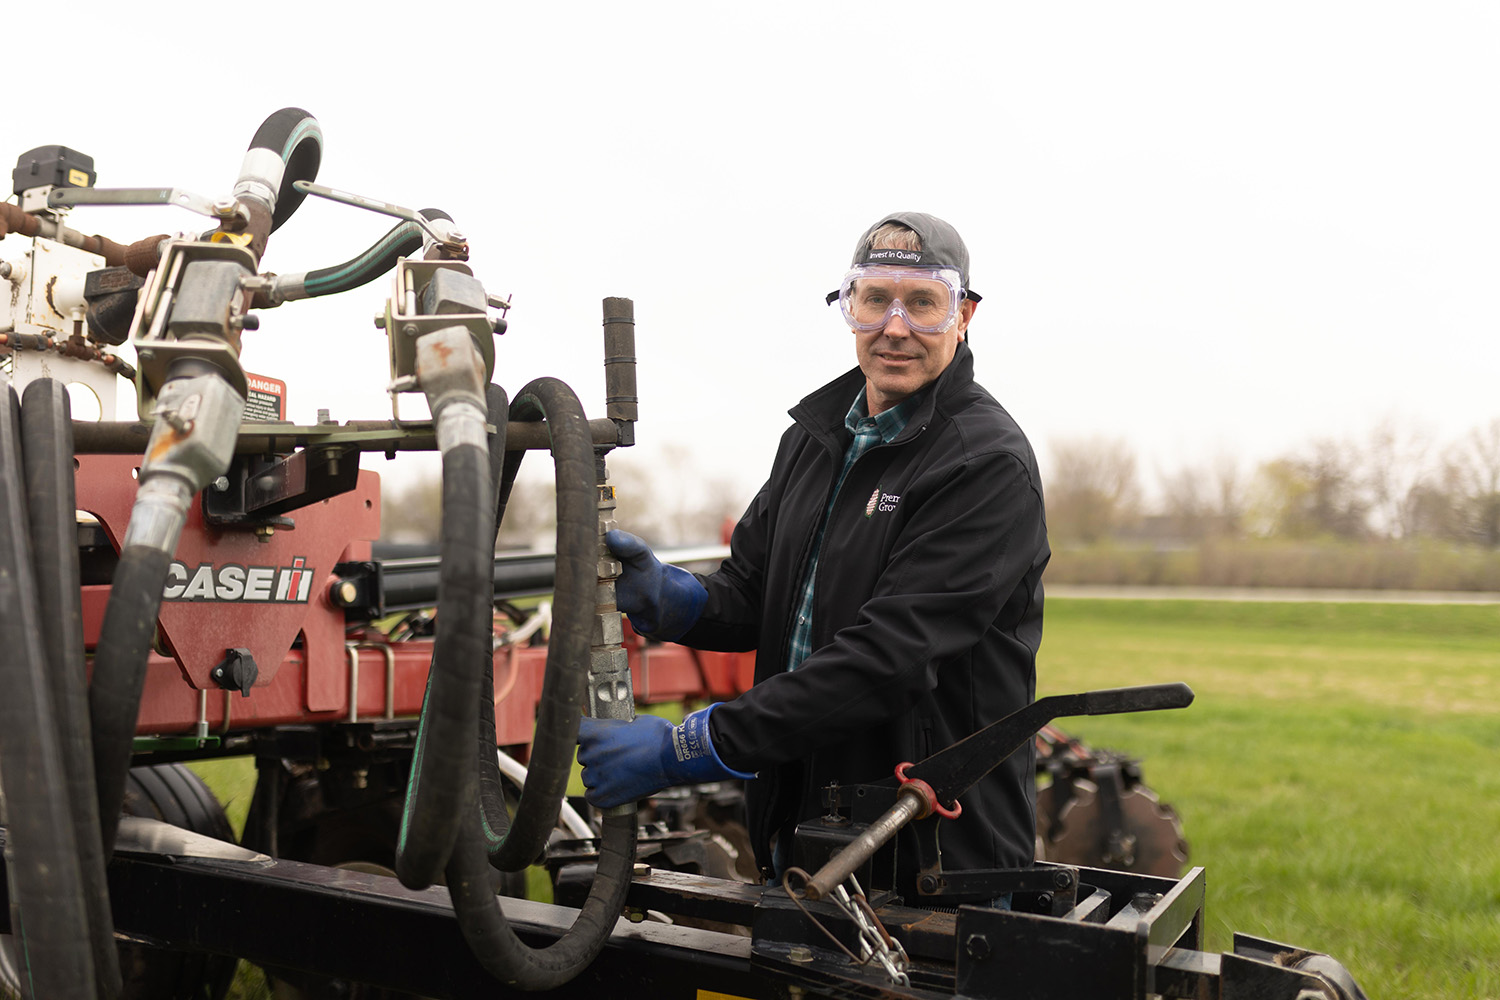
[68,169,91,188]
[697,993,758,1000]
[209,231,254,247]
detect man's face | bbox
[851,273,975,415]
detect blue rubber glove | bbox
[577,704,755,809]
[605,529,707,641]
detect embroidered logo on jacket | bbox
[865,487,901,518]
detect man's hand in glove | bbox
[577,705,754,809]
[605,529,707,641]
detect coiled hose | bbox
[396,375,605,886]
[486,377,601,872]
[0,384,100,998]
[445,377,639,990]
[90,108,321,857]
[395,398,496,888]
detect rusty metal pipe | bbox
[0,202,167,277]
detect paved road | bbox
[1047,584,1500,605]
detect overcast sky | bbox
[8,2,1498,513]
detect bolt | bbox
[138,349,155,363]
[331,580,359,606]
[626,908,645,924]
[254,524,275,543]
[317,408,331,424]
[373,313,386,329]
[788,946,813,964]
[918,874,940,894]
[0,262,10,279]
[632,863,651,877]
[212,476,230,492]
[965,933,990,961]
[1053,869,1074,889]
[447,230,466,243]
[402,324,419,337]
[212,198,238,218]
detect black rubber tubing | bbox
[293,208,451,301]
[476,384,515,857]
[394,436,496,889]
[20,380,122,998]
[90,544,175,857]
[487,377,599,873]
[0,383,98,998]
[445,770,637,991]
[247,107,323,233]
[300,220,422,299]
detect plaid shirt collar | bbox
[845,389,921,444]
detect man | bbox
[578,212,1049,894]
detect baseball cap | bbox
[849,211,981,302]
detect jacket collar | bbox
[790,341,976,447]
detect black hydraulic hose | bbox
[92,110,308,858]
[476,384,515,857]
[90,547,175,855]
[394,437,494,889]
[19,380,121,999]
[282,209,450,303]
[0,384,98,998]
[487,377,598,872]
[246,107,323,233]
[299,220,422,299]
[445,772,638,991]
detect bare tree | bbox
[1446,418,1500,546]
[1363,417,1435,540]
[1210,452,1247,538]
[1046,437,1140,544]
[1155,452,1247,541]
[607,446,750,547]
[1247,439,1369,540]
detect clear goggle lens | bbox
[835,265,964,334]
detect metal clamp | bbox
[346,642,397,723]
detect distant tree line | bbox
[1047,418,1500,547]
[381,418,1500,591]
[1044,418,1500,591]
[379,445,746,552]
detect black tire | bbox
[116,764,237,1000]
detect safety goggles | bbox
[827,265,967,334]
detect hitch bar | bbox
[799,682,1194,901]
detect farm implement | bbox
[0,110,1368,999]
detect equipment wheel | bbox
[116,763,239,1000]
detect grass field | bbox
[1038,598,1500,1000]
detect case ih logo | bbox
[162,557,315,603]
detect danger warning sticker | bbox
[244,372,286,422]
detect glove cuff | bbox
[669,705,756,783]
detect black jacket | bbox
[680,342,1050,891]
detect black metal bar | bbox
[59,839,782,1000]
[906,684,1194,808]
[71,418,624,455]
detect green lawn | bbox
[1038,598,1500,1000]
